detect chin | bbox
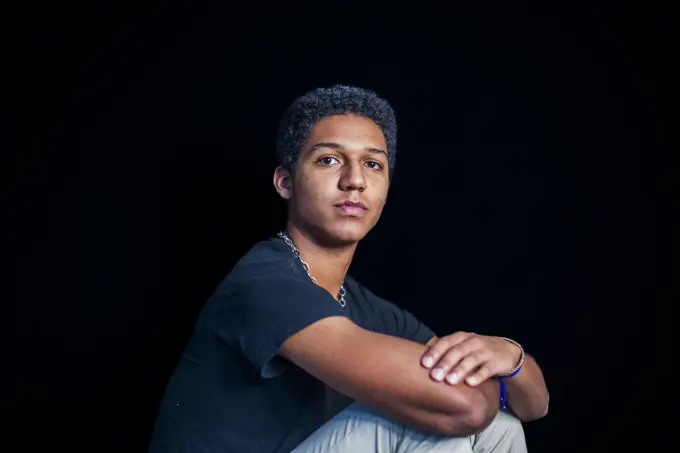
[325,222,372,245]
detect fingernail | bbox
[446,372,459,384]
[432,368,444,381]
[422,356,434,368]
[466,376,477,385]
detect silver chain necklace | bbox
[277,231,347,307]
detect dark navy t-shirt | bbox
[148,237,435,453]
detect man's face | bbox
[275,114,390,245]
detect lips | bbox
[334,200,368,217]
[335,201,368,210]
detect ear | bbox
[273,166,293,200]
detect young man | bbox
[148,85,549,453]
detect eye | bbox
[317,156,339,166]
[365,161,384,170]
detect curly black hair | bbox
[275,85,398,175]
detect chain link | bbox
[277,231,346,307]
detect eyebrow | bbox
[308,142,388,158]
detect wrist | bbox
[499,337,525,378]
[507,342,522,369]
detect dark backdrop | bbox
[9,2,669,452]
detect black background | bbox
[9,2,670,451]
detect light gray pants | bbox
[292,402,527,453]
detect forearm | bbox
[284,320,502,437]
[504,353,549,421]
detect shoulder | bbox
[202,237,339,314]
[226,237,301,284]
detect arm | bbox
[503,353,549,420]
[423,334,549,422]
[280,317,499,436]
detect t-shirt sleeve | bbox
[358,285,436,345]
[204,266,347,379]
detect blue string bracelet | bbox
[499,366,523,411]
[498,338,525,411]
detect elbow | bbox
[516,392,550,422]
[527,393,550,421]
[537,400,549,419]
[535,393,550,419]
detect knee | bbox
[471,411,526,452]
[497,411,523,427]
[494,411,525,437]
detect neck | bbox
[283,222,357,300]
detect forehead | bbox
[305,114,387,150]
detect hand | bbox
[421,332,521,387]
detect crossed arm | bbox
[281,317,549,437]
[281,317,503,436]
[423,335,549,421]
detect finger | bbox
[429,337,479,382]
[464,364,494,387]
[421,331,470,369]
[447,350,489,385]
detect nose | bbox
[338,161,367,192]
